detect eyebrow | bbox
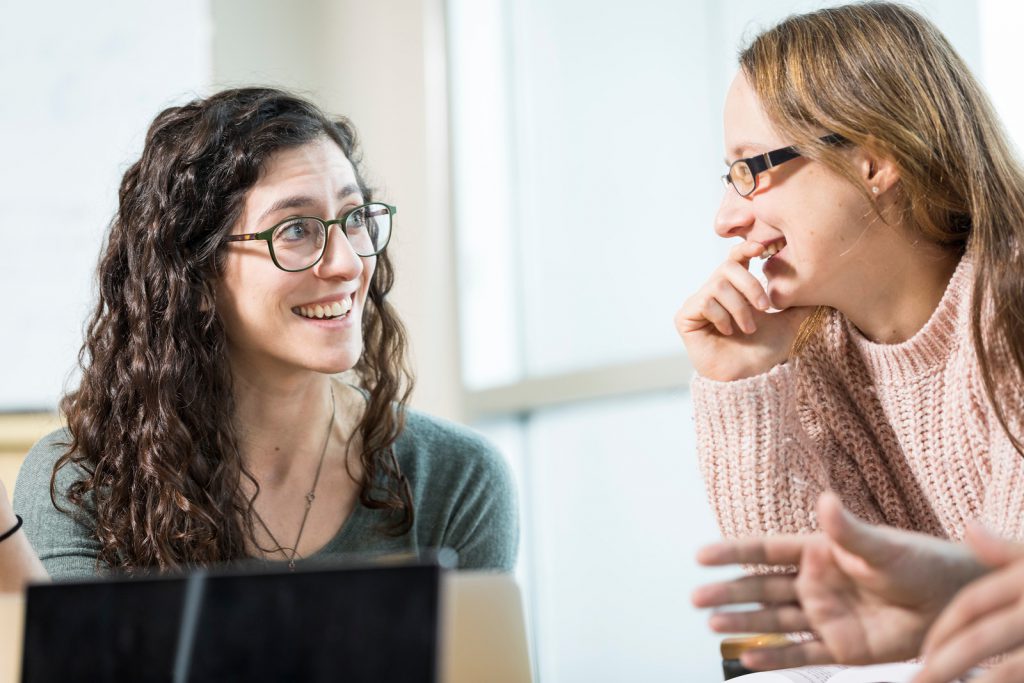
[257,183,363,223]
[725,143,770,165]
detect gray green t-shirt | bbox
[13,409,518,578]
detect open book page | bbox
[732,666,847,682]
[733,662,979,683]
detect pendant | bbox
[288,559,296,572]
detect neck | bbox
[837,236,960,344]
[229,364,337,483]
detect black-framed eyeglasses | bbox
[722,133,846,197]
[224,202,396,272]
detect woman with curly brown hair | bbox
[10,87,517,578]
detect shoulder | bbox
[394,410,518,570]
[395,409,510,483]
[13,429,104,579]
[15,428,78,500]
[13,427,93,520]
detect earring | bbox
[872,186,880,195]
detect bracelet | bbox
[0,515,23,544]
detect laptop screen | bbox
[22,560,442,683]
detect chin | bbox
[314,350,363,375]
[766,283,799,311]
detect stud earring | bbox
[872,186,880,195]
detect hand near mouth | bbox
[675,240,814,381]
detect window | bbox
[447,0,986,679]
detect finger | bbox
[701,297,735,335]
[817,491,903,567]
[696,535,808,567]
[916,605,1024,683]
[740,640,836,671]
[719,259,771,311]
[692,573,798,607]
[707,280,760,334]
[923,561,1024,653]
[728,239,766,269]
[797,533,846,590]
[965,522,1024,568]
[709,605,811,633]
[970,646,1024,683]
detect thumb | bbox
[816,491,899,567]
[964,522,1024,568]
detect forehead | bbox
[723,71,787,158]
[253,136,358,194]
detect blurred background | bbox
[1,0,1022,679]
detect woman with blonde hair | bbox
[676,0,1024,673]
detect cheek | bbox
[216,259,291,333]
[359,257,377,299]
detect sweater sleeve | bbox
[975,374,1024,540]
[12,430,104,580]
[439,442,519,572]
[691,362,831,538]
[400,412,520,572]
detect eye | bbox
[732,161,753,184]
[346,208,367,231]
[273,218,320,244]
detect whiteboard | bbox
[0,1,211,409]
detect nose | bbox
[714,188,755,239]
[313,225,365,280]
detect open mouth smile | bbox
[291,295,353,321]
[759,238,787,260]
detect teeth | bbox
[759,241,785,259]
[295,296,353,320]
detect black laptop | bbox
[21,558,446,683]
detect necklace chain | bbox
[252,386,336,571]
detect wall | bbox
[212,0,463,421]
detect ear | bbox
[855,142,900,196]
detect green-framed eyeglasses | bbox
[224,202,396,272]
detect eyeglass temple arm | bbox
[748,134,848,175]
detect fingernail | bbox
[758,296,770,310]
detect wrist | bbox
[0,514,22,544]
[0,494,16,531]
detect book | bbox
[731,662,978,682]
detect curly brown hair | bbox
[53,87,415,572]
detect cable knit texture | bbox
[692,257,1024,542]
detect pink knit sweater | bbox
[692,257,1024,542]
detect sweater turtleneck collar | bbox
[841,255,972,384]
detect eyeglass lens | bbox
[727,160,756,196]
[270,204,392,270]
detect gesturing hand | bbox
[693,493,985,671]
[914,528,1024,683]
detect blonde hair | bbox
[742,2,1024,454]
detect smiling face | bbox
[217,136,375,380]
[717,71,878,310]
